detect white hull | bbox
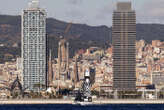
[73,101,93,106]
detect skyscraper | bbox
[112,2,136,91]
[22,0,47,91]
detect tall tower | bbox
[48,50,53,87]
[112,2,136,91]
[22,0,47,91]
[58,37,69,81]
[73,55,79,83]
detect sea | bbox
[0,104,163,110]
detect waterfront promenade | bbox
[0,99,164,104]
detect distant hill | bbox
[0,15,164,61]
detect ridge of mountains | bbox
[0,15,164,62]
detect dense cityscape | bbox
[0,0,164,103]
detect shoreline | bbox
[0,99,164,104]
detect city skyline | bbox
[0,0,164,26]
[0,0,164,105]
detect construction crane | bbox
[64,22,72,36]
[57,22,73,91]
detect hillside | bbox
[0,15,164,62]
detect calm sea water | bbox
[0,104,163,110]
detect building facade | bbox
[22,0,47,91]
[152,72,164,86]
[112,2,136,91]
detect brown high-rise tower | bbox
[112,2,136,91]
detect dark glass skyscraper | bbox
[112,2,136,91]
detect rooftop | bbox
[28,0,40,10]
[116,2,132,11]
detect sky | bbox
[0,0,164,26]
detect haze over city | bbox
[0,0,164,26]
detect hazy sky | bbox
[0,0,164,26]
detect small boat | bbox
[73,101,93,106]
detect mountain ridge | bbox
[0,14,164,62]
